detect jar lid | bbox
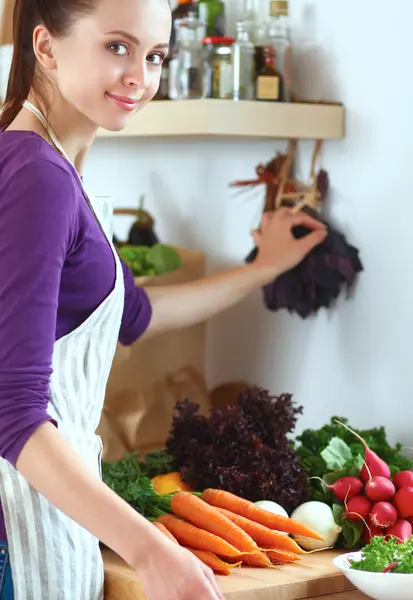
[270,0,289,16]
[203,36,235,45]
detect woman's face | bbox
[43,0,171,131]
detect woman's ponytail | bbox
[0,0,37,129]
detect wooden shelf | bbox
[96,99,344,141]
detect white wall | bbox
[85,0,413,451]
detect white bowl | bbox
[333,552,413,600]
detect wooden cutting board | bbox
[103,548,359,600]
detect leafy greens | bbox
[350,536,413,574]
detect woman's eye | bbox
[147,53,165,66]
[108,43,129,56]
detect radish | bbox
[309,476,363,502]
[334,420,391,482]
[392,470,413,490]
[393,486,413,518]
[370,502,398,529]
[363,522,384,544]
[386,519,413,543]
[365,476,395,502]
[345,496,372,522]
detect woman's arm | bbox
[142,209,327,339]
[16,422,161,567]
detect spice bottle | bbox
[255,46,283,102]
[232,21,255,101]
[266,0,292,101]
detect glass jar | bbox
[177,12,207,100]
[232,21,255,100]
[203,36,235,99]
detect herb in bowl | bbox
[349,536,413,574]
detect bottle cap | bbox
[202,36,235,45]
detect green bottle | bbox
[197,0,225,37]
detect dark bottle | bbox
[153,56,170,100]
[170,0,197,49]
[255,46,283,102]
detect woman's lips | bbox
[106,92,140,112]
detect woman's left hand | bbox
[251,207,327,279]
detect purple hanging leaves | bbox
[246,210,363,318]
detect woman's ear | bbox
[33,24,57,71]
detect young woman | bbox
[0,0,327,598]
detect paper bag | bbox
[98,247,210,461]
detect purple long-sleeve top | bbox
[0,131,152,541]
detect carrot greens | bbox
[101,452,173,518]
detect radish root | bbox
[363,460,372,482]
[334,419,368,449]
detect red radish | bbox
[386,519,413,543]
[308,476,363,502]
[392,471,413,490]
[363,522,385,544]
[365,476,395,502]
[335,420,391,482]
[345,496,372,522]
[393,487,413,518]
[370,502,398,529]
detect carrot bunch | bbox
[151,488,323,575]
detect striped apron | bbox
[0,102,125,599]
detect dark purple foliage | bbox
[165,386,310,514]
[246,209,363,318]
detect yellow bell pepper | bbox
[151,471,193,495]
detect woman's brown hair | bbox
[0,0,97,130]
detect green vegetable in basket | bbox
[118,244,182,277]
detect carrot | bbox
[153,522,179,544]
[237,551,274,568]
[264,549,301,564]
[202,489,323,540]
[156,514,251,558]
[170,491,259,553]
[216,507,305,553]
[184,547,236,575]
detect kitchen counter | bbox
[103,548,371,600]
